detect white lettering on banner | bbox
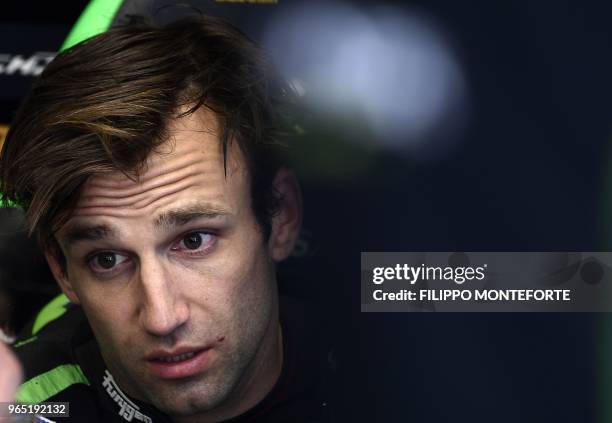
[0,52,55,76]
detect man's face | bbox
[50,110,288,419]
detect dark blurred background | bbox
[1,1,611,422]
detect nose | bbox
[137,256,189,337]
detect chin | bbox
[150,377,235,417]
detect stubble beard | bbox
[144,296,276,418]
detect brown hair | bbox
[0,15,290,247]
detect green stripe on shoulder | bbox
[16,364,90,403]
[32,294,70,335]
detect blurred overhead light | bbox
[264,1,470,160]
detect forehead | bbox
[63,109,249,228]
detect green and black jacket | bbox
[13,295,334,422]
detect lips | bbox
[145,347,212,379]
[153,351,196,363]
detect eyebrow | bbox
[62,203,230,246]
[63,224,117,245]
[154,203,231,228]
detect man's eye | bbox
[175,232,215,252]
[88,252,129,272]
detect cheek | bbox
[226,245,276,328]
[192,218,271,290]
[67,258,140,314]
[78,300,135,366]
[214,235,273,299]
[190,234,275,328]
[81,297,132,341]
[69,274,135,348]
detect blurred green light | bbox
[0,193,20,209]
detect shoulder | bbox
[12,295,92,405]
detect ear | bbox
[268,167,303,262]
[44,247,80,305]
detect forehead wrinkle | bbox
[82,153,220,200]
[70,110,249,225]
[78,173,206,210]
[77,115,246,209]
